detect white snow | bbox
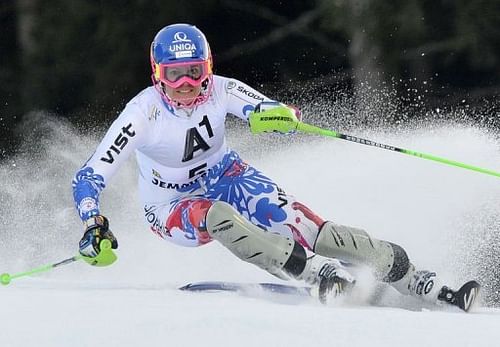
[1,118,500,347]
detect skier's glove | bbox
[249,101,302,134]
[79,215,118,258]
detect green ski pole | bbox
[295,122,500,178]
[248,107,500,179]
[1,239,117,286]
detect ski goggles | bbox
[154,61,211,88]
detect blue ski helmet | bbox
[150,24,213,107]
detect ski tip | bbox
[179,281,241,292]
[457,280,481,312]
[179,283,192,291]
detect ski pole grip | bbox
[100,239,112,251]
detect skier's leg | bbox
[198,152,478,309]
[313,221,480,310]
[313,222,438,300]
[200,152,478,309]
[205,200,354,302]
[314,222,409,283]
[199,153,355,299]
[205,200,301,279]
[147,193,353,299]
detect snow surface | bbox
[1,116,500,347]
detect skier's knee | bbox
[383,242,410,283]
[206,201,306,278]
[282,242,307,277]
[313,221,377,263]
[164,197,214,245]
[313,221,411,282]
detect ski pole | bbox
[0,255,82,285]
[295,121,500,178]
[248,108,500,179]
[0,239,116,286]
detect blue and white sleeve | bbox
[72,166,106,220]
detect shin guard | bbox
[206,201,307,279]
[314,221,410,282]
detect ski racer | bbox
[73,23,479,311]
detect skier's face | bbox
[152,57,212,108]
[164,82,202,107]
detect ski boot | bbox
[317,261,356,305]
[438,280,480,312]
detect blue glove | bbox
[79,215,118,258]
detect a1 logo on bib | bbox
[182,115,214,162]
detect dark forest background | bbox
[1,0,499,155]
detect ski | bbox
[179,281,312,297]
[181,280,481,312]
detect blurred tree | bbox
[212,0,349,96]
[0,1,22,154]
[21,0,218,122]
[321,0,499,103]
[0,0,498,156]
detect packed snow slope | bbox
[1,113,499,347]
